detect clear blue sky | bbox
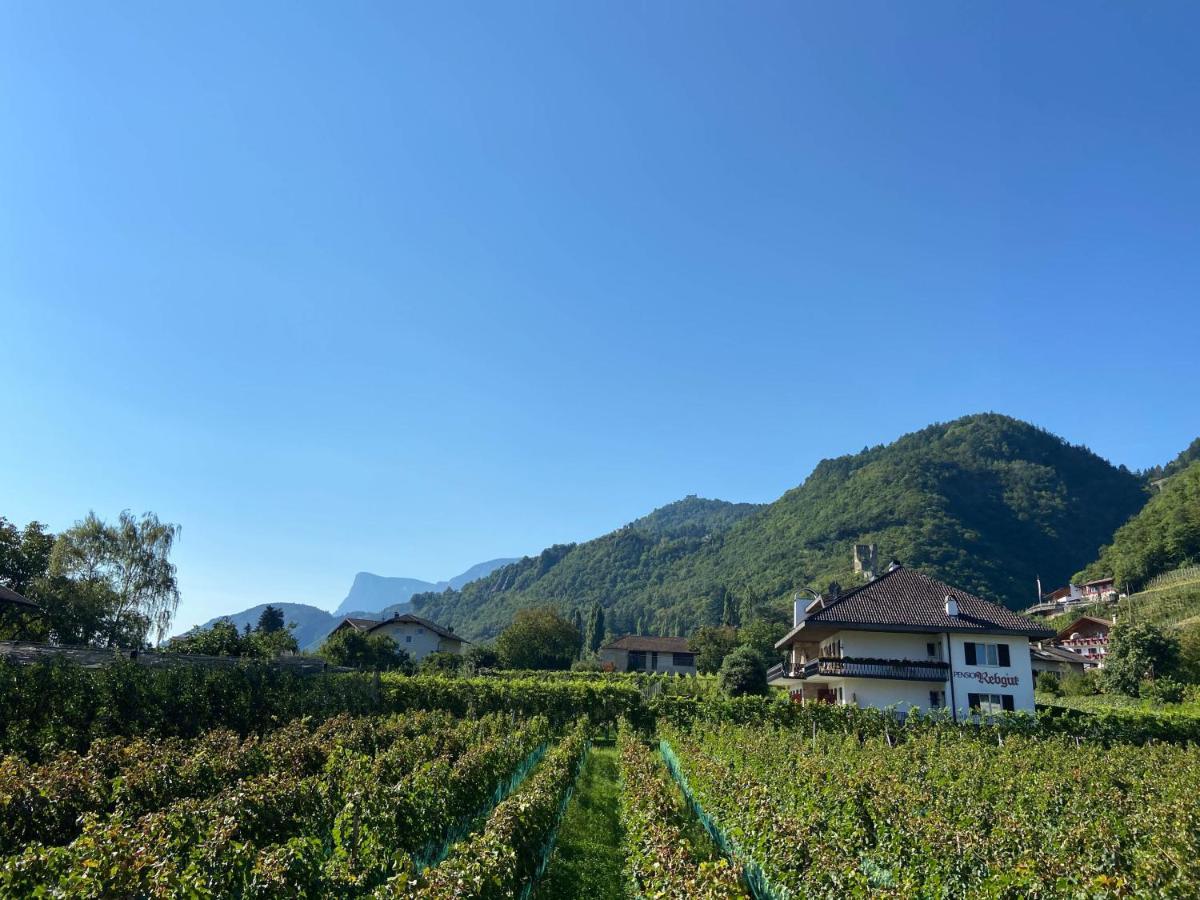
[3,3,1198,633]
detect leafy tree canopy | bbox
[317,627,413,672]
[496,607,580,670]
[1103,622,1180,697]
[718,645,769,696]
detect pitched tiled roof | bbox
[337,617,380,632]
[1032,644,1089,665]
[0,586,38,610]
[777,565,1054,647]
[368,613,467,643]
[604,635,694,654]
[1056,615,1112,641]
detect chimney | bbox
[944,595,959,617]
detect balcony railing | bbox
[768,656,950,683]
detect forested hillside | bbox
[1077,459,1200,589]
[414,414,1149,640]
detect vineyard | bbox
[3,662,1200,897]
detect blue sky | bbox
[2,3,1198,633]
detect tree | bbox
[497,607,580,670]
[718,645,768,696]
[247,627,298,657]
[419,651,465,676]
[570,608,584,658]
[689,625,739,674]
[721,593,740,627]
[463,645,500,673]
[256,605,286,634]
[585,603,605,655]
[1103,622,1180,696]
[170,620,247,656]
[50,511,181,645]
[1177,621,1200,683]
[0,518,55,595]
[318,628,413,672]
[737,618,788,666]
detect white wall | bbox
[947,633,1035,716]
[371,621,463,661]
[803,629,1035,718]
[599,647,696,674]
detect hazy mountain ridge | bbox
[332,558,518,616]
[412,414,1151,641]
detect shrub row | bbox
[662,720,1200,897]
[0,710,458,857]
[0,714,547,898]
[617,726,746,899]
[384,720,591,899]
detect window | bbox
[405,635,412,644]
[964,642,1011,667]
[627,651,647,672]
[926,642,937,657]
[672,652,695,667]
[651,651,659,670]
[821,639,844,658]
[967,693,1015,714]
[929,690,945,708]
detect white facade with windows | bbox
[330,612,466,662]
[770,565,1049,720]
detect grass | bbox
[532,743,630,900]
[1036,691,1200,716]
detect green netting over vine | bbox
[658,739,789,900]
[520,741,592,900]
[413,741,550,871]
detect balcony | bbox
[768,656,950,683]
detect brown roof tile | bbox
[777,565,1054,647]
[604,634,694,653]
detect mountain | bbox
[197,603,337,651]
[332,558,518,617]
[1141,437,1200,484]
[411,414,1150,641]
[1076,457,1200,589]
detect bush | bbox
[495,607,580,670]
[463,645,499,673]
[570,658,604,672]
[1035,671,1062,695]
[717,646,767,697]
[318,629,414,672]
[1142,676,1187,704]
[418,652,464,676]
[1060,671,1100,697]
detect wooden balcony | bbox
[768,656,949,683]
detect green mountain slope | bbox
[413,414,1149,641]
[1077,459,1200,589]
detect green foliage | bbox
[1141,436,1200,483]
[318,627,413,672]
[418,651,464,676]
[0,658,381,758]
[256,604,286,633]
[170,616,300,658]
[662,720,1200,897]
[1035,671,1062,695]
[496,607,580,670]
[689,625,739,674]
[717,646,767,697]
[1060,670,1100,697]
[585,602,605,655]
[735,616,788,666]
[1103,622,1180,696]
[463,644,500,672]
[50,510,182,645]
[617,726,747,898]
[410,415,1149,641]
[1142,676,1186,704]
[1180,620,1200,683]
[1078,459,1200,588]
[405,722,590,899]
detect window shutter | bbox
[998,644,1011,667]
[1002,695,1015,712]
[964,642,977,665]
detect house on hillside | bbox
[1081,578,1118,603]
[599,635,697,674]
[769,563,1053,719]
[1055,615,1111,669]
[1030,643,1089,678]
[330,613,467,661]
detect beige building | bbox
[600,635,697,674]
[330,612,466,661]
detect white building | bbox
[770,564,1054,719]
[599,635,697,674]
[331,612,467,661]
